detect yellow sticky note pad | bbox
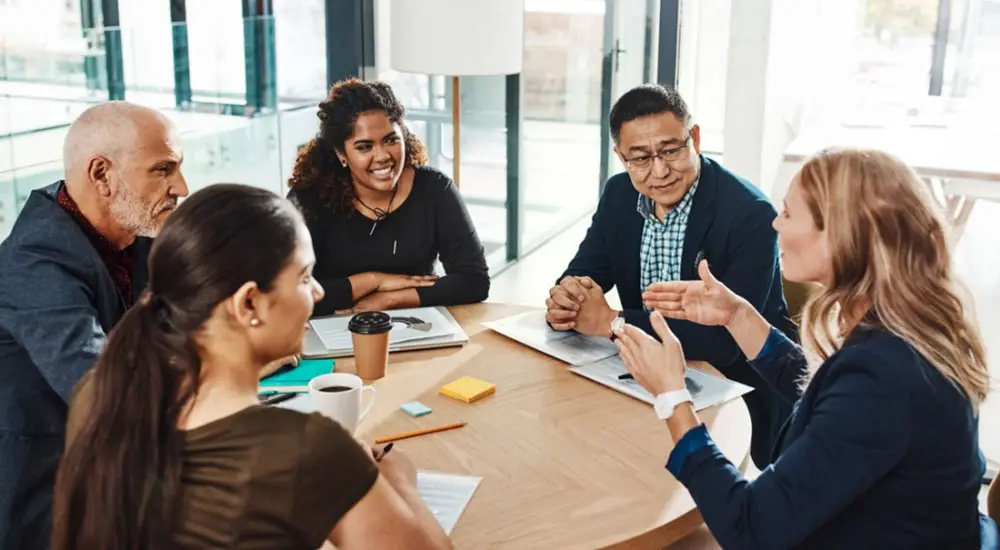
[440,376,495,404]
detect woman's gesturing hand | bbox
[642,260,743,327]
[614,311,687,396]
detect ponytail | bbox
[53,183,303,549]
[52,294,201,550]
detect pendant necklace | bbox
[356,184,399,235]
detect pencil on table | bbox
[374,421,467,444]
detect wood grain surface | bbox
[336,303,751,549]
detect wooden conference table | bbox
[336,303,751,549]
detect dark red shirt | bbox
[56,185,135,308]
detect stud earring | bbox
[250,318,261,327]
[341,161,347,167]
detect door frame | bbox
[599,0,675,194]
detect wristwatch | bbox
[654,389,694,420]
[609,311,625,341]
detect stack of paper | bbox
[417,471,482,534]
[569,355,752,411]
[482,310,618,365]
[484,311,754,411]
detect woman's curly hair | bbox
[288,78,428,213]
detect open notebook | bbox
[303,306,468,358]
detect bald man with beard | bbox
[0,101,187,550]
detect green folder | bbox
[259,358,335,391]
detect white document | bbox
[274,393,314,413]
[482,310,619,366]
[310,307,459,351]
[275,394,481,533]
[271,396,482,532]
[569,355,753,412]
[417,471,482,535]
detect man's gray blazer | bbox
[0,182,151,550]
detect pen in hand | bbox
[374,442,394,462]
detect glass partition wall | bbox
[1,0,665,273]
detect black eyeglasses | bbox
[623,136,692,172]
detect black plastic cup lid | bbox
[348,311,392,334]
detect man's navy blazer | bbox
[561,156,795,466]
[0,182,151,550]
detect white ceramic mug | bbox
[308,373,376,434]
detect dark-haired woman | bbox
[288,78,490,316]
[51,184,452,550]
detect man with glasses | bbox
[545,84,793,468]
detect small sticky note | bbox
[400,401,432,417]
[440,376,495,404]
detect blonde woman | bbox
[615,148,995,549]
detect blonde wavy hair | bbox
[797,147,989,408]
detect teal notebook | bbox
[259,358,335,391]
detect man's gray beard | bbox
[109,180,160,238]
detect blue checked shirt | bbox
[638,179,699,310]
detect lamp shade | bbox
[389,0,524,76]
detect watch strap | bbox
[609,311,625,341]
[654,389,694,420]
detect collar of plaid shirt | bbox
[635,176,700,223]
[636,177,700,311]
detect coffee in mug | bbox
[308,373,376,434]
[317,385,351,393]
[348,311,393,380]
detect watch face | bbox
[611,316,625,334]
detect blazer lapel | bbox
[622,201,646,306]
[681,156,716,281]
[33,185,127,323]
[622,190,646,304]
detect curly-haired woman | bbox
[288,78,489,316]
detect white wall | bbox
[720,0,860,198]
[719,0,773,190]
[676,0,731,154]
